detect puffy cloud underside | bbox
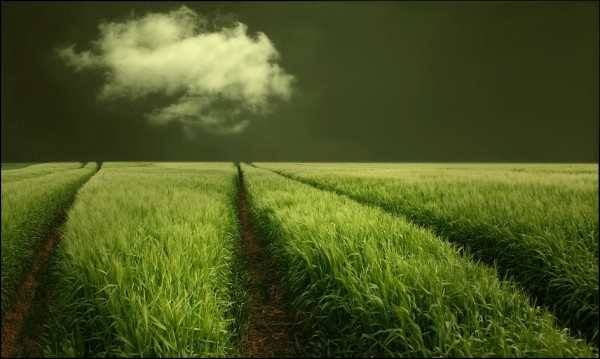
[58,6,294,134]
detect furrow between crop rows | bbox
[1,162,100,358]
[236,164,304,357]
[1,228,61,358]
[3,161,597,357]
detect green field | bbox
[1,162,597,357]
[1,162,84,183]
[44,162,241,357]
[254,162,599,343]
[1,162,36,170]
[1,162,98,315]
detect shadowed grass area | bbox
[1,163,36,170]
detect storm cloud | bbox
[58,5,294,134]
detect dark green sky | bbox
[2,1,598,162]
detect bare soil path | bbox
[237,164,302,358]
[1,227,61,358]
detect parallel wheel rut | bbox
[237,164,301,358]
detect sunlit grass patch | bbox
[256,162,599,344]
[242,163,596,357]
[43,162,241,357]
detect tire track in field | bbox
[0,228,62,358]
[0,163,101,358]
[236,164,302,358]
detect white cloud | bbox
[58,5,294,134]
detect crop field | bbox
[0,162,597,357]
[242,164,596,357]
[43,162,241,357]
[1,162,98,315]
[1,163,35,171]
[1,162,85,183]
[254,162,599,344]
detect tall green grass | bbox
[241,164,596,357]
[1,162,84,183]
[1,162,98,315]
[43,162,241,357]
[255,162,599,343]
